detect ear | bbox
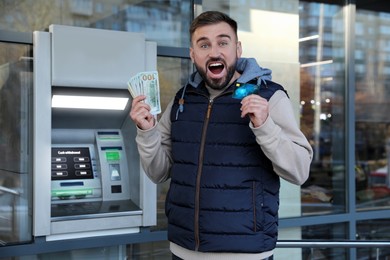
[189,47,195,63]
[236,41,242,58]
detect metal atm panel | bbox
[50,25,147,89]
[33,25,156,241]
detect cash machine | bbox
[33,25,156,241]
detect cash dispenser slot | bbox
[51,200,142,221]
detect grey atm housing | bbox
[33,25,157,240]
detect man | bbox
[130,11,313,260]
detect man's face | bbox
[190,22,242,90]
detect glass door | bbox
[0,41,33,245]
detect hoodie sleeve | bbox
[135,99,174,184]
[251,90,313,185]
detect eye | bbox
[219,41,229,47]
[197,40,210,49]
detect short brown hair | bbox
[189,11,238,43]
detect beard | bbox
[194,59,236,90]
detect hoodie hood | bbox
[235,58,272,85]
[187,57,272,88]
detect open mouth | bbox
[208,62,225,75]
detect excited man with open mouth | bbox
[130,11,313,260]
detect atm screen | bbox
[51,147,94,181]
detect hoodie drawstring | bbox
[175,84,187,120]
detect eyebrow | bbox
[195,34,232,45]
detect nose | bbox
[208,45,221,58]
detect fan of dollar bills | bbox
[127,71,161,115]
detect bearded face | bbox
[190,22,242,90]
[194,57,237,90]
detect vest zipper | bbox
[194,99,213,251]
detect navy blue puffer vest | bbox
[167,80,285,253]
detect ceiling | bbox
[356,0,390,13]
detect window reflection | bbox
[276,224,347,259]
[357,219,390,258]
[0,0,192,48]
[302,223,347,259]
[299,2,346,215]
[355,8,390,211]
[0,43,33,245]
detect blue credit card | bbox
[232,83,259,99]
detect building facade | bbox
[0,0,389,259]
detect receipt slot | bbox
[32,25,156,240]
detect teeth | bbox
[210,63,222,67]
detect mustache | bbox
[207,58,225,64]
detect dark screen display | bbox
[51,147,93,180]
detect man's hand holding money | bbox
[128,71,161,115]
[130,95,155,130]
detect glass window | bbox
[357,219,390,240]
[355,7,390,211]
[301,223,347,259]
[127,240,171,259]
[0,42,33,245]
[357,219,390,258]
[299,2,346,216]
[0,0,192,48]
[275,224,347,259]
